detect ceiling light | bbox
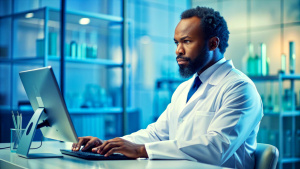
[25,13,34,18]
[79,18,90,25]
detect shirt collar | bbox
[198,58,227,84]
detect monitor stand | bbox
[16,107,63,158]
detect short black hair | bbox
[181,6,230,54]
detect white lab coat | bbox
[122,59,263,169]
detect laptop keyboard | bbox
[60,149,134,160]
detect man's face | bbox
[174,16,211,78]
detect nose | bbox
[176,43,185,56]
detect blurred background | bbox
[0,0,299,168]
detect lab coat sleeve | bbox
[145,81,263,165]
[121,104,171,144]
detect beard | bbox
[177,46,210,78]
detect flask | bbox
[283,89,292,111]
[280,54,286,74]
[36,39,44,57]
[70,41,77,59]
[289,41,296,74]
[48,32,57,56]
[80,43,87,59]
[254,53,261,76]
[92,45,97,58]
[245,43,255,75]
[77,44,82,59]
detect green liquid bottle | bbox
[246,43,255,76]
[260,43,267,76]
[254,54,261,76]
[280,54,286,74]
[289,41,296,74]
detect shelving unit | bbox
[250,74,300,169]
[0,6,137,142]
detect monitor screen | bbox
[17,66,78,158]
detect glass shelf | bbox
[68,107,138,114]
[249,75,279,81]
[280,157,300,163]
[1,57,124,67]
[0,107,138,114]
[249,74,300,81]
[10,7,123,34]
[49,56,123,67]
[0,7,123,23]
[281,74,300,80]
[263,111,300,117]
[156,74,300,85]
[280,111,300,117]
[263,111,280,116]
[49,7,123,23]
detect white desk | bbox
[0,141,229,169]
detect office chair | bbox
[254,143,279,169]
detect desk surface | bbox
[0,141,229,169]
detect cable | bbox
[0,136,43,150]
[30,136,43,149]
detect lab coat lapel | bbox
[177,60,234,118]
[178,82,208,118]
[175,77,195,115]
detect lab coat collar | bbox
[198,58,226,84]
[198,59,234,86]
[208,60,235,85]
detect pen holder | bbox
[10,128,25,153]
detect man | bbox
[72,6,263,169]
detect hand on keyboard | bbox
[93,137,148,159]
[72,136,103,152]
[72,137,148,159]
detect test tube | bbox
[281,54,286,73]
[260,43,267,76]
[289,41,296,74]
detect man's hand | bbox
[92,137,148,159]
[72,136,103,151]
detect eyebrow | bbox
[174,36,191,41]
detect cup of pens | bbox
[11,111,24,153]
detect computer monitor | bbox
[17,66,78,158]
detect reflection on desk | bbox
[0,141,231,169]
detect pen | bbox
[17,111,20,130]
[20,113,22,130]
[12,111,17,129]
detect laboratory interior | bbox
[0,0,299,169]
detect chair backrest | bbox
[254,143,279,169]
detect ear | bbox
[208,37,220,51]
